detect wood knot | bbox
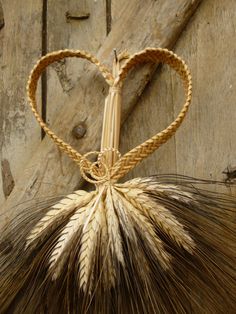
[223,165,236,183]
[72,122,87,139]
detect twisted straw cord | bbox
[111,48,192,180]
[27,49,114,168]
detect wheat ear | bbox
[105,187,124,265]
[26,190,95,247]
[120,177,193,201]
[111,187,137,242]
[118,186,195,253]
[113,188,171,270]
[79,190,105,291]
[99,194,117,288]
[49,198,96,280]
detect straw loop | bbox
[27,49,114,173]
[27,48,192,183]
[110,48,192,179]
[79,150,120,184]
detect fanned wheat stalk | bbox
[49,198,96,280]
[113,188,171,270]
[26,190,95,247]
[105,187,124,265]
[99,195,116,288]
[1,176,236,313]
[116,185,195,253]
[79,189,105,291]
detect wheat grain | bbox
[118,185,195,253]
[79,191,104,291]
[26,190,95,247]
[105,187,124,265]
[113,188,171,270]
[49,198,96,279]
[99,196,117,288]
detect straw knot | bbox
[79,149,121,184]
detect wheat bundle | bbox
[0,48,235,314]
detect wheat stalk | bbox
[113,188,171,270]
[99,196,117,288]
[79,190,105,291]
[26,190,95,247]
[116,183,195,253]
[105,187,124,265]
[120,177,194,200]
[49,198,96,280]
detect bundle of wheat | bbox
[0,48,235,314]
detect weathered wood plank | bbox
[0,1,5,203]
[0,0,202,228]
[111,0,130,25]
[175,0,236,196]
[42,0,106,193]
[0,2,4,29]
[120,64,178,180]
[0,0,42,206]
[46,0,107,123]
[120,0,236,195]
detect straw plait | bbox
[111,48,192,179]
[27,48,192,183]
[27,50,114,171]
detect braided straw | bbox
[110,48,192,180]
[27,49,114,171]
[27,48,192,183]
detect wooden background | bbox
[0,0,235,227]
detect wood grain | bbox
[0,1,42,205]
[0,2,4,29]
[46,0,106,124]
[0,0,202,228]
[0,1,4,203]
[175,0,236,196]
[120,0,236,195]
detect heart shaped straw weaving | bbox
[27,48,192,182]
[0,47,235,314]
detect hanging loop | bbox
[27,49,114,171]
[110,48,192,180]
[27,48,192,183]
[79,150,120,184]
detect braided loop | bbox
[27,49,114,169]
[110,48,192,180]
[27,48,192,183]
[78,151,110,184]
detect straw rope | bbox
[27,48,192,183]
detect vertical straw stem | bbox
[100,53,121,167]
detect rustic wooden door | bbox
[0,1,236,312]
[0,0,235,237]
[1,0,235,226]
